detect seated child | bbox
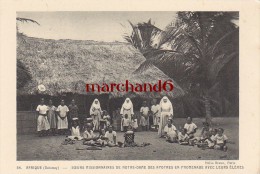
[122,114,131,132]
[104,125,117,147]
[184,117,197,138]
[96,129,108,146]
[82,123,98,145]
[67,118,83,140]
[213,128,228,151]
[178,128,189,145]
[205,128,218,149]
[163,119,177,143]
[193,122,211,147]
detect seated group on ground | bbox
[35,97,228,151]
[162,117,228,151]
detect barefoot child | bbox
[122,114,131,132]
[68,118,82,140]
[82,123,98,145]
[102,110,111,130]
[205,128,218,149]
[96,129,107,146]
[213,128,228,151]
[132,115,138,132]
[140,101,149,131]
[151,99,160,130]
[184,117,197,138]
[193,122,211,147]
[163,119,177,143]
[178,128,189,145]
[104,125,117,147]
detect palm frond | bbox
[16,17,40,25]
[211,28,238,55]
[208,52,238,83]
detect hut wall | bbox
[17,111,37,134]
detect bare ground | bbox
[17,117,239,160]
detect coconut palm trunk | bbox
[204,95,212,125]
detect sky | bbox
[17,12,177,42]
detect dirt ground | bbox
[17,117,239,160]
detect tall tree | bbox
[125,12,239,123]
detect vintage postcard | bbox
[0,0,259,174]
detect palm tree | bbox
[124,12,239,124]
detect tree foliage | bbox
[125,12,239,118]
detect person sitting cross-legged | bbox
[163,119,177,143]
[82,123,98,146]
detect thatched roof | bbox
[17,35,184,98]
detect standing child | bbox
[140,101,149,131]
[151,99,160,130]
[56,100,69,135]
[36,98,50,137]
[139,113,146,131]
[122,114,131,132]
[213,128,228,151]
[102,110,111,130]
[148,111,153,130]
[132,115,138,132]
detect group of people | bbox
[162,117,228,151]
[35,96,228,151]
[35,98,111,137]
[119,96,174,137]
[36,98,74,136]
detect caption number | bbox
[17,166,22,169]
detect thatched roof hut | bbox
[17,35,184,99]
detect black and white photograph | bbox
[16,11,239,160]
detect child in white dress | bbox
[132,115,138,132]
[163,119,177,143]
[122,114,131,132]
[68,118,83,140]
[140,101,149,131]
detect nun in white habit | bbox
[90,99,102,131]
[120,98,134,131]
[158,96,173,137]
